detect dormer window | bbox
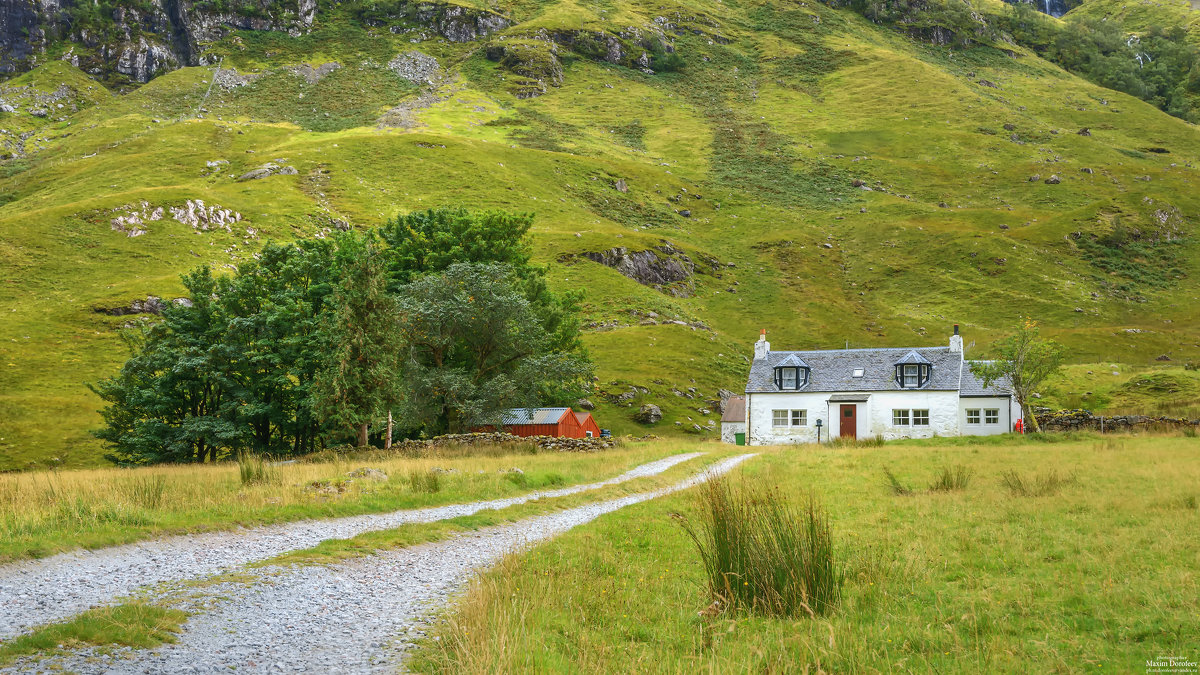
[775,367,808,389]
[773,354,810,390]
[894,351,932,388]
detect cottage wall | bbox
[746,392,833,445]
[863,390,960,440]
[720,422,745,444]
[747,390,962,444]
[958,396,1015,435]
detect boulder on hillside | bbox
[1045,175,1061,184]
[576,398,595,410]
[634,404,662,424]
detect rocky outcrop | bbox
[94,295,191,316]
[634,404,662,424]
[581,242,696,296]
[388,51,439,84]
[485,37,563,98]
[1,0,318,82]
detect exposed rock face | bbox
[634,404,662,424]
[1,0,318,82]
[388,51,440,84]
[576,398,596,411]
[95,295,190,316]
[581,242,696,297]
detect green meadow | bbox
[413,433,1200,673]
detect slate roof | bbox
[746,346,964,393]
[721,396,746,423]
[500,408,571,425]
[959,361,1013,397]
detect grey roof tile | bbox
[960,361,1013,396]
[746,346,963,393]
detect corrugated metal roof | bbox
[501,408,571,425]
[746,346,962,393]
[721,396,746,423]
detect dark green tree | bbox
[394,263,592,435]
[311,231,404,447]
[90,266,241,464]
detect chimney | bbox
[754,329,770,360]
[949,324,963,354]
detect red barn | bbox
[478,407,589,438]
[573,411,602,438]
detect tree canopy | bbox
[90,208,591,464]
[971,319,1067,433]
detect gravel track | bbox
[8,453,755,675]
[0,452,705,640]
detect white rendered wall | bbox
[720,422,746,444]
[958,397,1014,436]
[859,390,960,440]
[745,393,831,445]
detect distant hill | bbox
[1,0,1198,468]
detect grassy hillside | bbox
[1067,0,1200,39]
[2,0,1199,468]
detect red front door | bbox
[840,404,857,439]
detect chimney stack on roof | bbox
[949,324,963,354]
[754,329,770,360]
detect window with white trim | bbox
[852,368,865,378]
[912,409,930,426]
[791,410,808,426]
[985,409,1000,424]
[772,410,788,427]
[892,409,910,426]
[966,409,981,424]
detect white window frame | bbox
[892,409,910,426]
[781,368,798,389]
[791,410,807,426]
[912,409,930,426]
[852,368,865,378]
[966,409,981,425]
[772,410,788,427]
[985,409,1000,424]
[902,365,919,387]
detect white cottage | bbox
[742,326,1019,445]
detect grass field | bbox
[0,440,702,563]
[412,433,1200,673]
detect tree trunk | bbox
[1022,400,1041,433]
[385,410,393,450]
[357,422,369,447]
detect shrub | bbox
[882,467,913,496]
[929,465,972,492]
[237,453,277,486]
[676,476,843,618]
[1001,469,1076,497]
[409,469,441,494]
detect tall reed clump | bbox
[409,469,442,494]
[237,452,277,486]
[928,465,972,492]
[676,475,843,618]
[1001,469,1076,497]
[882,467,913,496]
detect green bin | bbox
[735,432,746,446]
